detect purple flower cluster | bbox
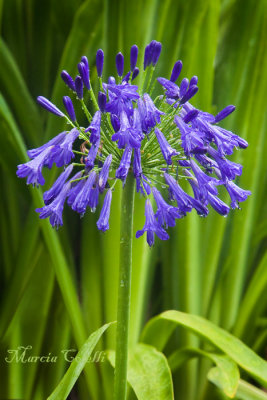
[17,41,251,246]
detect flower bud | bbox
[170,61,183,82]
[132,67,139,80]
[96,49,104,77]
[130,45,138,71]
[75,76,83,99]
[37,96,64,117]
[151,41,162,66]
[180,78,189,97]
[63,96,76,122]
[180,85,198,104]
[78,62,90,90]
[116,52,124,76]
[214,105,235,123]
[98,91,107,112]
[190,75,198,87]
[61,70,75,91]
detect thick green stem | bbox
[114,173,135,400]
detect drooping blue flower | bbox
[67,172,85,207]
[50,128,80,167]
[225,180,251,209]
[88,181,99,212]
[183,169,210,214]
[164,173,208,217]
[208,146,243,181]
[178,159,191,167]
[138,93,164,133]
[174,116,206,157]
[183,102,214,123]
[143,93,164,125]
[133,148,142,177]
[99,154,112,192]
[85,110,101,144]
[183,109,199,124]
[36,182,71,227]
[164,172,192,215]
[155,128,179,165]
[43,164,74,205]
[207,192,230,216]
[110,114,120,132]
[115,146,132,180]
[194,153,214,174]
[136,175,151,196]
[17,146,53,186]
[157,77,180,99]
[97,189,112,232]
[85,139,100,169]
[105,82,140,116]
[27,132,66,159]
[112,110,142,149]
[190,159,220,201]
[152,187,180,228]
[143,176,151,195]
[191,115,247,156]
[136,199,169,246]
[71,171,97,215]
[185,169,224,216]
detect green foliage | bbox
[0,0,266,399]
[170,350,240,398]
[47,322,114,400]
[142,310,267,385]
[108,344,174,400]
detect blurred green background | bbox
[0,0,266,399]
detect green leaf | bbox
[209,373,267,400]
[47,322,115,400]
[0,210,41,339]
[108,343,174,400]
[168,347,239,398]
[235,380,267,400]
[234,250,267,338]
[0,38,42,146]
[141,310,267,386]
